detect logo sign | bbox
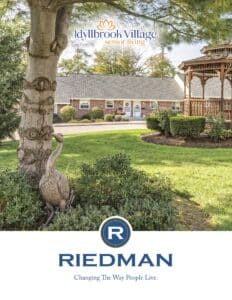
[100,216,132,248]
[73,18,156,47]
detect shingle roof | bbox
[55,74,184,104]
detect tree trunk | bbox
[18,2,72,186]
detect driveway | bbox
[10,121,146,140]
[53,121,146,135]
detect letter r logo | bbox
[100,216,132,248]
[108,226,124,240]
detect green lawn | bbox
[1,129,232,230]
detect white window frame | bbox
[105,100,114,109]
[150,100,158,110]
[172,102,181,112]
[79,100,90,109]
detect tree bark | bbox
[18,1,72,186]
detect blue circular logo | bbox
[100,216,132,248]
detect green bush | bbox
[206,114,225,142]
[79,118,93,123]
[221,129,232,140]
[47,205,116,231]
[49,153,176,231]
[146,114,161,131]
[81,113,91,120]
[146,110,177,136]
[53,113,62,124]
[68,119,79,123]
[156,109,177,137]
[60,105,76,122]
[121,115,129,121]
[95,118,104,123]
[170,116,205,138]
[115,115,122,121]
[91,107,104,119]
[0,170,43,230]
[104,114,114,122]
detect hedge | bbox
[170,116,206,138]
[146,114,161,131]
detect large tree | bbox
[146,53,175,78]
[58,49,89,75]
[91,47,143,76]
[19,0,232,186]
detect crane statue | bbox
[39,133,74,226]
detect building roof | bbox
[55,73,232,104]
[55,74,184,104]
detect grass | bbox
[0,129,232,230]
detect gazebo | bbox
[179,43,232,120]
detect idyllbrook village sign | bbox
[74,19,156,42]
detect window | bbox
[172,102,181,112]
[79,100,90,109]
[150,101,158,110]
[106,100,114,109]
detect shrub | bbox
[170,116,206,138]
[121,115,129,121]
[91,107,104,119]
[104,114,114,122]
[146,114,161,131]
[47,205,116,231]
[49,154,176,231]
[81,113,91,120]
[224,121,232,130]
[80,118,92,123]
[68,119,79,123]
[53,113,62,124]
[0,169,43,230]
[60,105,76,122]
[155,109,177,137]
[146,110,177,136]
[206,114,225,142]
[95,118,104,123]
[115,115,122,121]
[221,129,232,140]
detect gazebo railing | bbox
[184,98,232,120]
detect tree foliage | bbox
[91,47,143,76]
[58,49,89,75]
[0,6,27,141]
[146,53,176,78]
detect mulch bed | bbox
[141,132,232,148]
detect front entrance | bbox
[123,101,131,117]
[133,101,141,118]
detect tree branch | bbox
[55,0,199,38]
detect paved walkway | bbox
[9,121,146,140]
[53,121,146,135]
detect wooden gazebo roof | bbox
[179,43,232,104]
[179,43,232,75]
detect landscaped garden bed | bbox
[145,109,232,148]
[142,132,232,148]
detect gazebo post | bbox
[200,76,206,100]
[187,68,192,99]
[184,73,187,99]
[220,64,225,112]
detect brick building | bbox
[55,74,184,119]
